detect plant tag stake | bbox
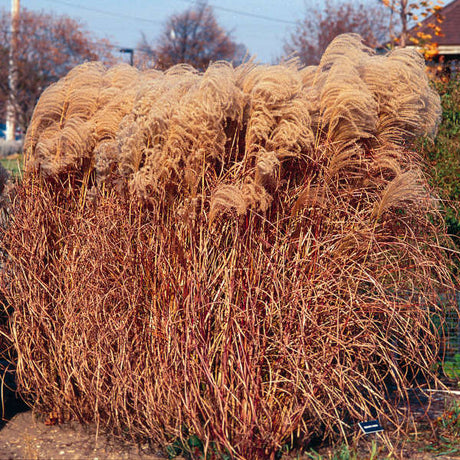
[358,420,383,434]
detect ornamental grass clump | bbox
[1,34,458,459]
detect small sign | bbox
[358,420,384,434]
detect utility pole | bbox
[399,0,408,48]
[6,0,19,141]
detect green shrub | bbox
[443,353,460,380]
[419,76,460,266]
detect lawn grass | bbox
[0,153,23,177]
[444,354,460,380]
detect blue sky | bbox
[0,0,315,63]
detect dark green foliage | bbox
[420,76,460,259]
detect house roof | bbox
[412,0,460,47]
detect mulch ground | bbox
[0,392,170,460]
[0,411,166,460]
[0,386,458,459]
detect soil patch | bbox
[0,386,458,459]
[0,392,169,460]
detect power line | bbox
[44,0,297,27]
[176,0,297,25]
[7,0,298,58]
[42,0,163,24]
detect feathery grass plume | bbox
[209,182,272,222]
[24,63,147,177]
[3,34,458,459]
[372,169,427,219]
[318,60,378,147]
[119,66,202,198]
[359,49,441,144]
[24,63,105,174]
[314,34,378,148]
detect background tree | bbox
[381,0,444,53]
[0,8,114,133]
[139,2,241,71]
[284,0,390,66]
[136,32,156,69]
